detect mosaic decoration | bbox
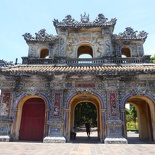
[0,124,8,135]
[108,125,122,137]
[51,91,63,119]
[0,93,11,117]
[110,93,117,117]
[107,92,120,120]
[0,77,15,89]
[75,83,95,88]
[53,93,60,117]
[49,127,61,136]
[47,119,64,137]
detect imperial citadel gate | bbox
[0,13,155,144]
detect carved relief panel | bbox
[28,45,38,58]
[137,44,144,56]
[66,33,104,58]
[103,37,113,56]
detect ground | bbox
[0,129,154,155]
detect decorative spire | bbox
[80,12,89,23]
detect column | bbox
[43,90,66,143]
[104,91,128,144]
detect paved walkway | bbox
[0,142,155,155]
[0,131,155,155]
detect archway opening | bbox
[73,102,97,139]
[125,103,139,141]
[78,45,93,58]
[19,98,45,141]
[124,96,154,144]
[40,49,49,58]
[121,46,131,57]
[68,94,103,143]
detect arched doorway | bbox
[73,102,98,141]
[66,93,103,143]
[121,46,131,57]
[13,96,47,141]
[19,98,45,141]
[74,102,97,128]
[124,95,155,143]
[40,49,49,58]
[77,45,93,58]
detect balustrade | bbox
[22,56,151,66]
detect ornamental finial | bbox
[81,12,89,23]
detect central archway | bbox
[74,102,97,128]
[77,45,93,58]
[65,93,104,142]
[73,101,98,142]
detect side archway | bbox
[12,94,49,141]
[121,93,155,141]
[40,48,49,58]
[121,46,131,57]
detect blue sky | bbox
[0,0,155,63]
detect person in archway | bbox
[70,127,76,139]
[85,121,91,137]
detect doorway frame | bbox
[64,92,105,142]
[12,95,48,141]
[121,93,155,141]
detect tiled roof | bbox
[1,64,155,75]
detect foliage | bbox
[150,55,155,63]
[126,121,138,130]
[126,104,138,130]
[74,102,97,127]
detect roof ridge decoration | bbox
[23,29,59,42]
[53,13,117,28]
[0,60,14,67]
[113,27,148,41]
[81,12,89,23]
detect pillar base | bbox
[43,136,66,143]
[0,135,10,142]
[104,137,128,144]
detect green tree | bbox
[130,105,137,129]
[126,104,138,130]
[74,102,97,127]
[150,55,155,63]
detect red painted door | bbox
[19,98,45,141]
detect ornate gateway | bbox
[0,13,155,144]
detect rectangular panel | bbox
[0,93,11,117]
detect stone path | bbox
[0,131,155,155]
[0,142,155,155]
[72,128,155,144]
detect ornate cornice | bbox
[53,13,117,28]
[23,29,59,43]
[112,27,148,42]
